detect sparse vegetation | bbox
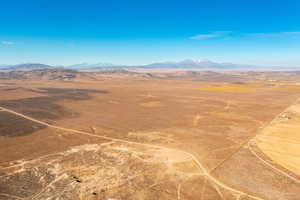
[1,73,300,200]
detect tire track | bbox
[0,106,264,200]
[248,140,300,184]
[209,97,300,174]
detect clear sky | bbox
[1,0,300,66]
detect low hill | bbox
[0,68,94,81]
[0,63,55,70]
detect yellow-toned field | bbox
[256,103,300,176]
[140,101,163,107]
[199,83,259,92]
[200,82,300,93]
[274,85,300,92]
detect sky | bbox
[1,0,300,66]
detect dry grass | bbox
[256,103,300,176]
[2,78,300,199]
[199,82,300,93]
[140,101,163,108]
[199,84,258,93]
[173,161,199,173]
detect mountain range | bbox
[141,59,256,70]
[0,63,54,70]
[0,60,297,71]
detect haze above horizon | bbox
[1,0,300,67]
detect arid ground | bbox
[1,71,300,200]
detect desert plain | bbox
[1,70,300,200]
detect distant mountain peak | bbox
[0,60,289,71]
[66,62,122,69]
[142,59,257,70]
[181,58,212,63]
[0,63,53,70]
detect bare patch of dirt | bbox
[0,143,202,200]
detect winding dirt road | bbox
[0,106,264,200]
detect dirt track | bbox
[0,106,264,200]
[209,97,300,177]
[248,140,300,184]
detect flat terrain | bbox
[1,71,300,199]
[256,102,300,177]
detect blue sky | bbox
[1,0,300,66]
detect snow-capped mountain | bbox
[143,59,255,70]
[66,63,124,69]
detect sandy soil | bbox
[1,78,300,199]
[256,102,300,177]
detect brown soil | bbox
[1,76,300,199]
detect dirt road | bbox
[0,106,264,200]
